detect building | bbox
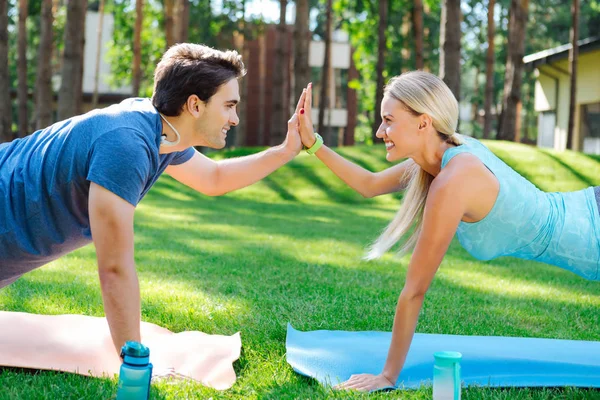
[524,37,600,154]
[240,25,357,147]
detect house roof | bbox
[523,36,600,69]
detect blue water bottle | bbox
[116,341,153,400]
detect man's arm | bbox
[165,144,295,196]
[165,107,304,196]
[89,182,141,355]
[166,90,306,196]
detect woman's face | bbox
[376,95,422,162]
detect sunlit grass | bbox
[0,142,598,399]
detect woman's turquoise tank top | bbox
[440,136,599,280]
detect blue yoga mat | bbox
[286,323,600,389]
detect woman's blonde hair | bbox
[365,71,463,260]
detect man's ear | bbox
[186,95,206,118]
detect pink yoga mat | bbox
[0,312,241,390]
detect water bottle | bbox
[433,351,462,400]
[116,341,153,400]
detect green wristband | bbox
[306,132,324,155]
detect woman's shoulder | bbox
[436,150,492,196]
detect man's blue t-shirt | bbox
[0,98,195,284]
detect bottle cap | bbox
[433,351,462,366]
[121,341,150,358]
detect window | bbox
[581,103,600,139]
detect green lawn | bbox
[1,141,599,399]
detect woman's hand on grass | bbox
[334,373,395,392]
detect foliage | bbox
[4,0,600,139]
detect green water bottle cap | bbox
[121,341,150,358]
[434,351,462,366]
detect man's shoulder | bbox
[92,98,156,121]
[74,98,159,138]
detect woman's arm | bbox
[313,147,413,198]
[336,165,468,391]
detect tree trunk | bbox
[483,0,495,139]
[269,0,288,145]
[0,0,12,142]
[132,0,143,97]
[234,0,247,146]
[412,0,424,70]
[472,66,480,127]
[17,0,28,138]
[318,0,332,143]
[58,0,88,120]
[179,0,189,42]
[92,0,105,109]
[164,0,175,48]
[498,0,529,142]
[566,0,579,150]
[293,0,310,102]
[258,33,267,145]
[439,0,461,101]
[371,0,388,143]
[35,0,54,130]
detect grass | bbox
[1,140,599,399]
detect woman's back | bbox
[441,136,600,280]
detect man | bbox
[0,43,305,354]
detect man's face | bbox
[195,79,240,149]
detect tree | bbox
[232,0,248,146]
[371,0,388,143]
[439,0,461,101]
[294,0,310,101]
[164,0,175,48]
[92,0,106,109]
[17,0,28,137]
[318,0,333,143]
[498,0,528,141]
[35,0,54,130]
[413,0,424,70]
[132,0,143,97]
[0,0,11,142]
[178,0,189,42]
[566,0,579,150]
[168,0,189,44]
[58,0,88,120]
[483,0,495,139]
[269,0,288,145]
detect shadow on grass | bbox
[583,153,600,163]
[262,175,299,202]
[540,150,598,187]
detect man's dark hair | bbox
[151,43,246,116]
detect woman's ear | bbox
[418,114,432,131]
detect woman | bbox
[296,71,600,392]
